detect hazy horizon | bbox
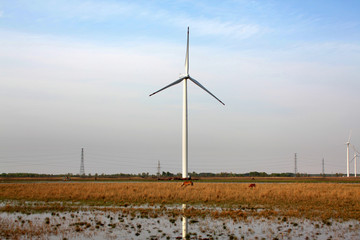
[1,1,360,175]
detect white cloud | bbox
[61,1,134,21]
[174,17,261,39]
[17,1,262,40]
[289,42,360,55]
[0,32,141,103]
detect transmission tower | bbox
[80,148,85,176]
[157,161,161,179]
[294,153,297,177]
[322,158,325,176]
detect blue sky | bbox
[1,0,360,175]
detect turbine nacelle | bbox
[347,131,352,144]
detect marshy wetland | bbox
[1,182,359,239]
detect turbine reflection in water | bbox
[182,204,188,239]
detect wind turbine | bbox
[354,152,357,178]
[149,27,225,179]
[346,131,351,177]
[352,145,359,177]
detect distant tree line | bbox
[1,171,344,178]
[0,173,56,177]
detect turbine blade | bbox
[189,77,225,105]
[185,27,189,76]
[149,77,186,97]
[352,144,360,154]
[348,130,352,143]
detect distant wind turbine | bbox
[352,145,359,177]
[149,27,225,179]
[346,131,351,177]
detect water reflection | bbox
[1,203,360,239]
[182,204,188,239]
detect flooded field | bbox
[1,182,360,239]
[1,202,360,239]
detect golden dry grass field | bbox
[1,182,359,220]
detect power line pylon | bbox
[294,153,297,177]
[80,148,85,176]
[157,161,161,179]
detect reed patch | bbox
[0,182,359,220]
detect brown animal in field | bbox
[249,183,256,188]
[181,181,193,187]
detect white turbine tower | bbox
[346,131,351,177]
[149,27,225,179]
[352,145,359,177]
[354,152,357,178]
